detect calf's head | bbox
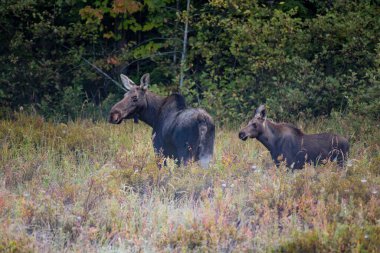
[239,104,267,141]
[109,73,150,124]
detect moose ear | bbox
[140,73,150,90]
[120,74,135,91]
[255,104,266,119]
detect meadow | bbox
[0,112,379,252]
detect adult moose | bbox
[109,73,215,168]
[238,105,349,169]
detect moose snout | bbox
[239,131,248,141]
[109,111,122,124]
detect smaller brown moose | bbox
[239,105,349,169]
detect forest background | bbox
[1,0,379,124]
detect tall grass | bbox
[0,113,379,252]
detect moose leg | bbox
[199,154,212,168]
[271,151,292,168]
[176,148,192,166]
[325,147,344,168]
[153,138,166,169]
[334,149,346,168]
[330,137,349,168]
[197,135,214,168]
[270,152,281,168]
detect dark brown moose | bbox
[238,105,349,169]
[109,73,215,168]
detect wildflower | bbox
[251,165,257,170]
[361,179,367,183]
[221,183,227,188]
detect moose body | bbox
[109,73,215,168]
[239,105,349,169]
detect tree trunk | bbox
[179,0,190,89]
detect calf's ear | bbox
[255,104,266,119]
[120,74,135,90]
[140,73,150,90]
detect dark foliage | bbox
[0,0,379,122]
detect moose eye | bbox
[252,123,257,129]
[132,96,138,102]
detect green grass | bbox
[0,113,379,252]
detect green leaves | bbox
[187,0,380,122]
[1,0,379,122]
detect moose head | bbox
[238,104,267,140]
[109,73,150,124]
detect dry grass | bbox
[0,113,379,252]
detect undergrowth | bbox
[0,113,379,252]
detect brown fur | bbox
[239,105,349,169]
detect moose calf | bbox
[239,105,349,169]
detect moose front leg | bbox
[270,152,282,168]
[152,133,166,168]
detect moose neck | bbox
[138,91,165,128]
[257,120,279,154]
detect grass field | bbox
[0,113,379,252]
